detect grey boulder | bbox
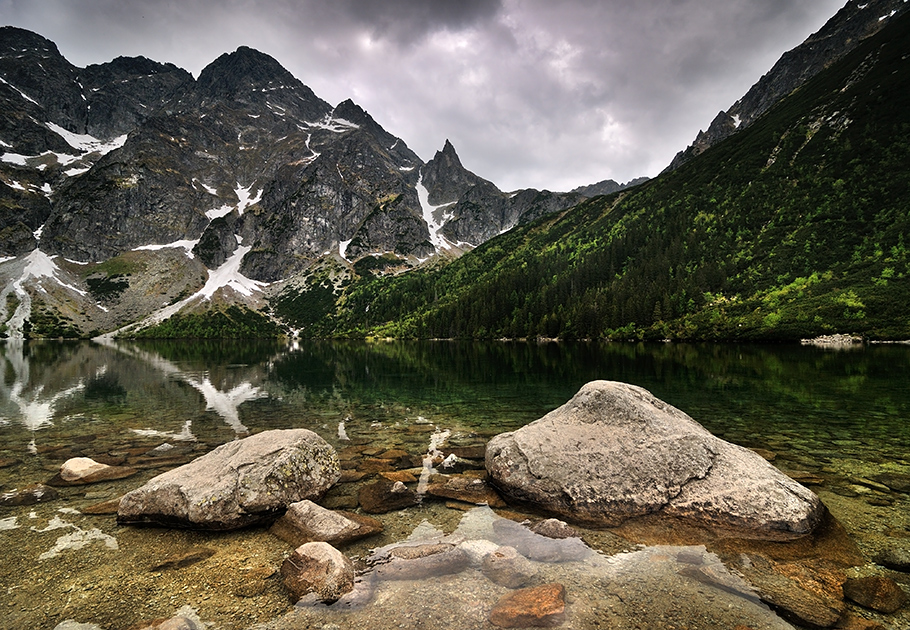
[486,380,822,539]
[118,429,339,529]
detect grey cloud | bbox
[326,0,503,45]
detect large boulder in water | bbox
[486,381,823,539]
[118,429,340,530]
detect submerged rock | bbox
[117,429,339,530]
[127,605,207,629]
[735,553,846,628]
[870,472,910,494]
[492,518,590,563]
[0,483,59,506]
[843,576,908,613]
[874,545,910,572]
[373,543,470,580]
[529,518,577,539]
[482,545,539,588]
[486,380,823,539]
[358,480,419,513]
[488,583,566,628]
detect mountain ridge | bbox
[0,29,582,338]
[666,0,909,172]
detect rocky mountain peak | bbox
[421,139,487,206]
[197,46,302,98]
[329,99,422,168]
[0,25,62,56]
[332,98,370,125]
[440,138,458,159]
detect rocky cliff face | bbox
[666,0,909,171]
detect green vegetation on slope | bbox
[286,13,910,341]
[131,305,286,339]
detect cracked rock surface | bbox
[486,380,822,538]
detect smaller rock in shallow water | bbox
[0,483,59,506]
[488,583,566,628]
[357,480,419,513]
[482,545,538,588]
[425,475,506,507]
[269,499,383,547]
[281,541,355,604]
[118,429,339,529]
[373,543,470,580]
[874,545,910,572]
[50,457,138,485]
[529,518,577,539]
[60,457,108,481]
[843,576,908,613]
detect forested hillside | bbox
[287,12,910,341]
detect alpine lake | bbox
[1,338,908,630]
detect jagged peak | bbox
[196,46,299,96]
[332,98,372,126]
[432,139,463,167]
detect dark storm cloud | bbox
[0,0,846,191]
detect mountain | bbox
[571,177,649,197]
[306,8,910,341]
[419,139,583,247]
[0,29,577,339]
[666,0,909,171]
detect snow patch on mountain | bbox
[133,239,200,258]
[0,76,39,105]
[308,114,360,133]
[18,249,85,296]
[416,175,456,252]
[45,123,127,155]
[121,245,268,335]
[339,239,353,261]
[206,205,234,220]
[235,183,262,215]
[1,249,86,337]
[198,245,267,299]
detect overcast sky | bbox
[1,0,846,192]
